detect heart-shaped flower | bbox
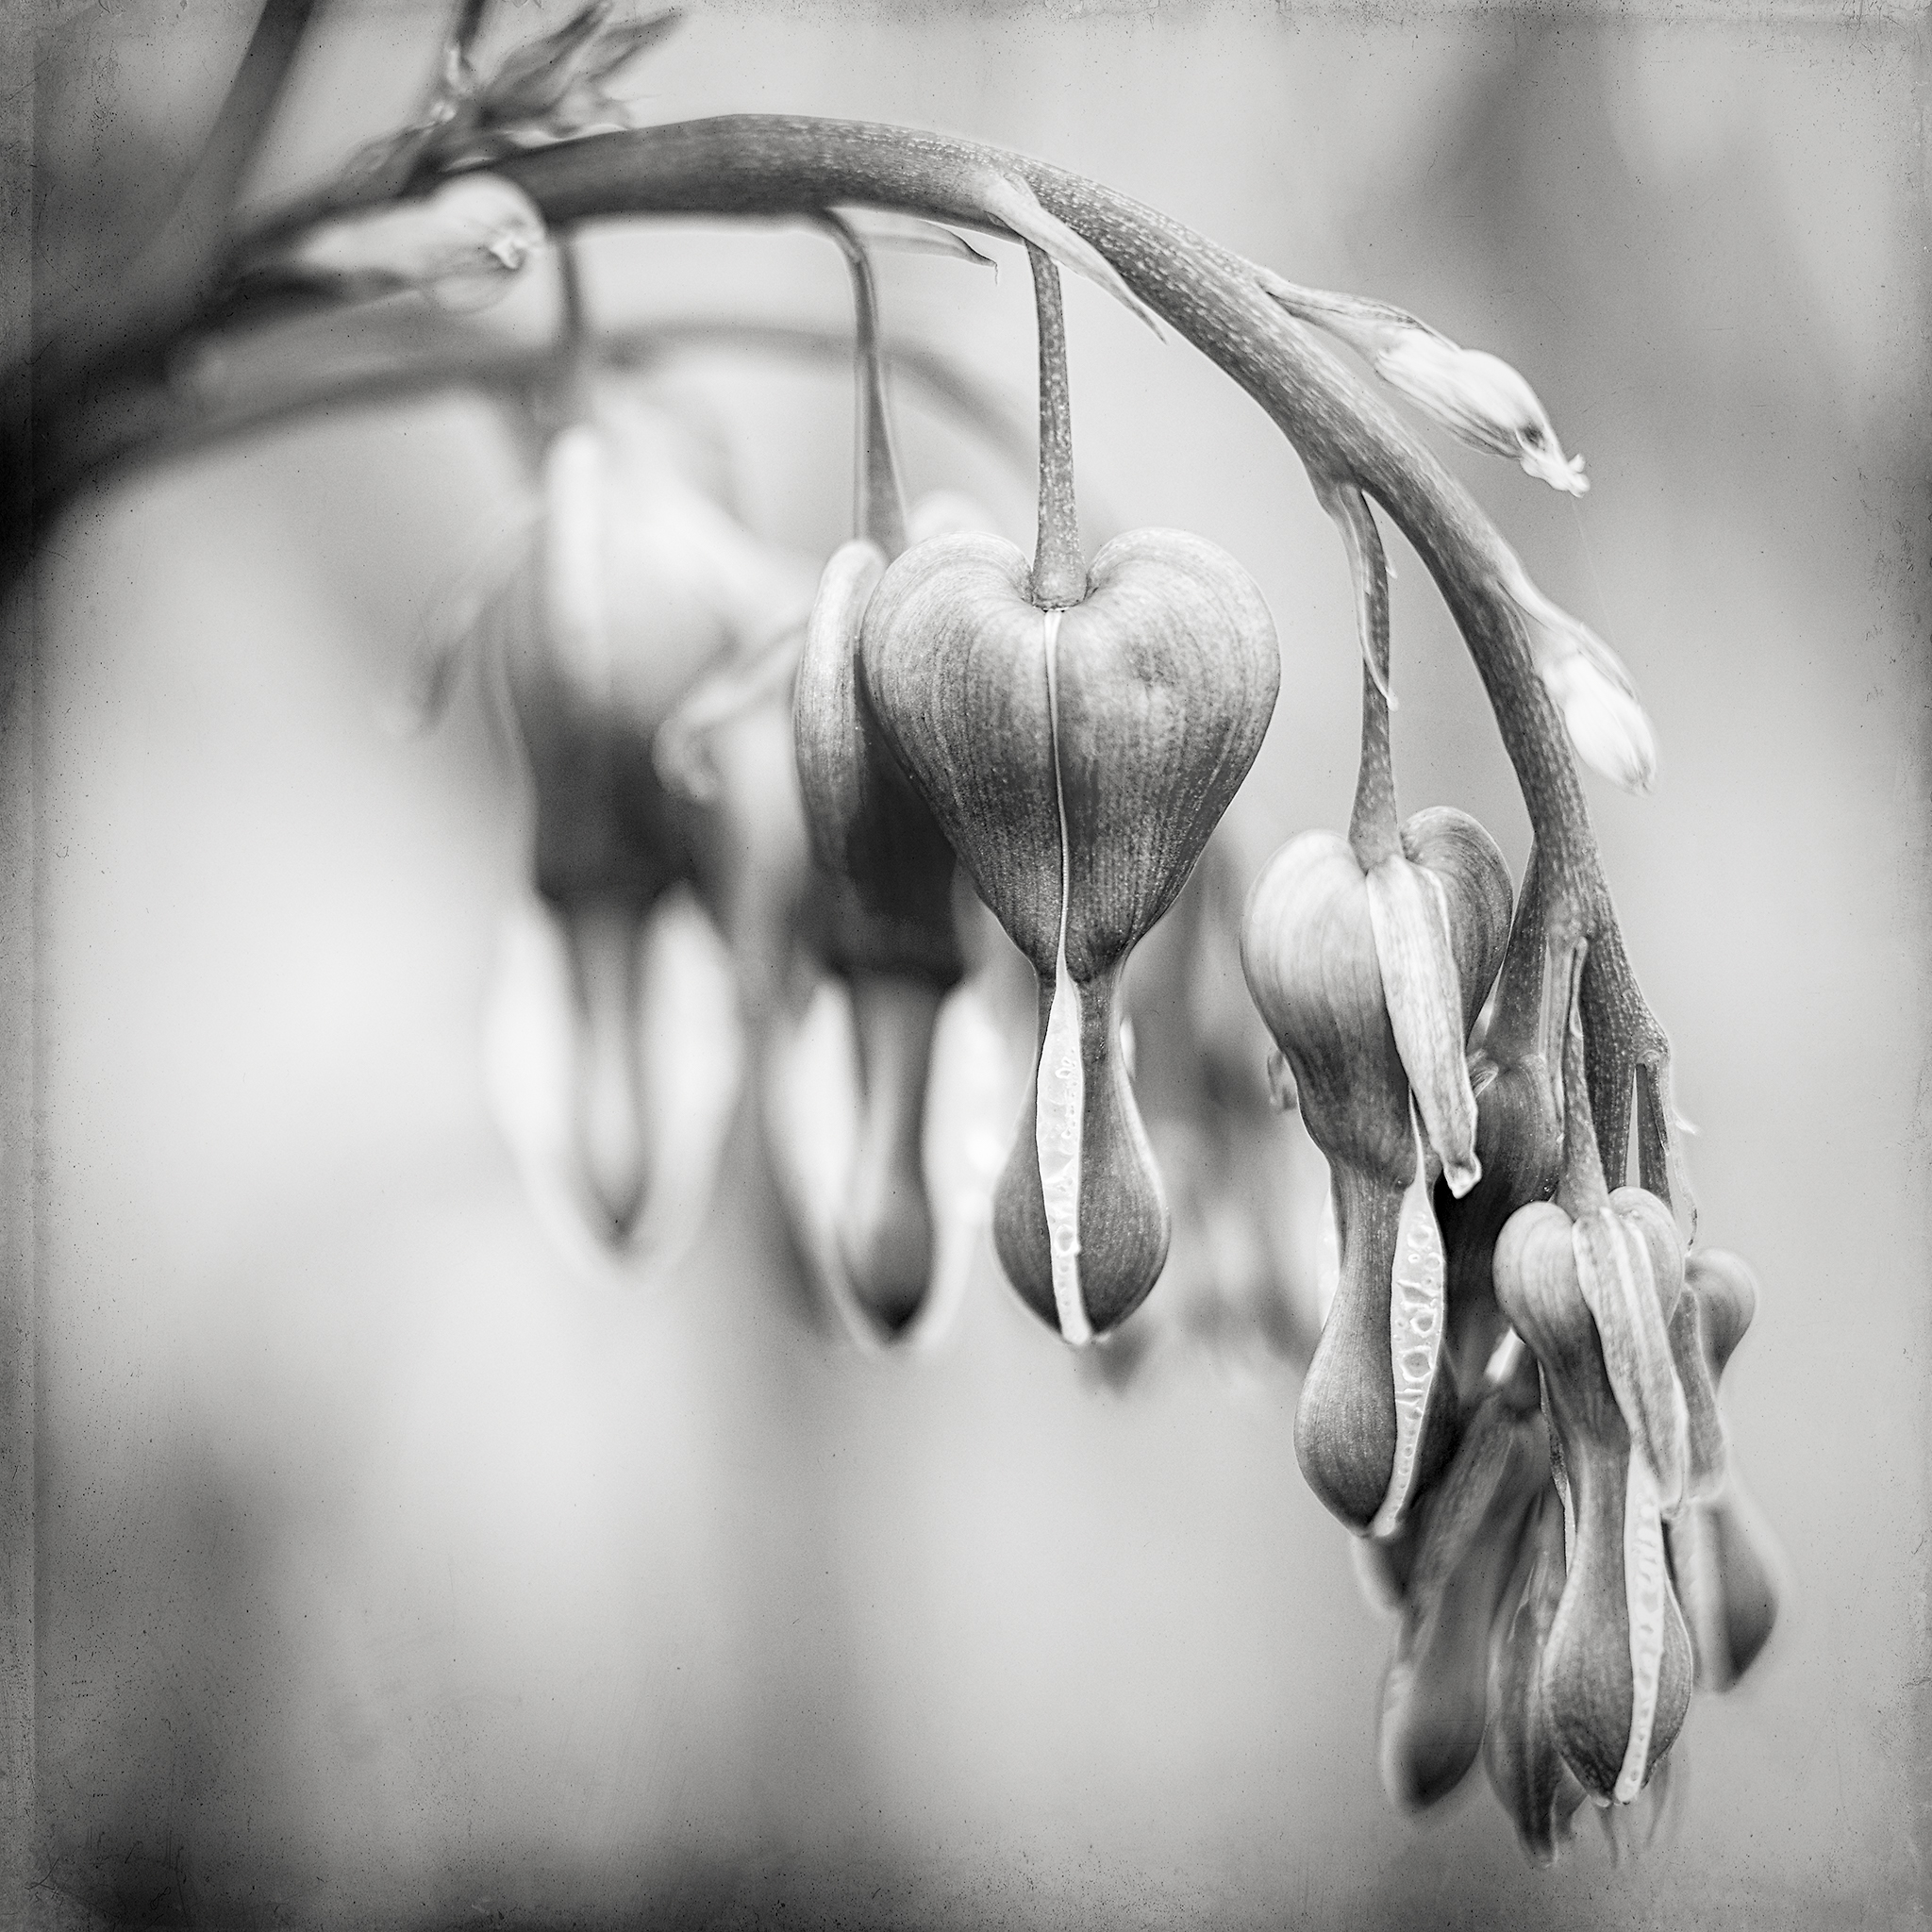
[859,248,1279,1342]
[1241,484,1510,1534]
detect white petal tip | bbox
[1442,1155,1481,1199]
[1525,449,1591,497]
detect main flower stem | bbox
[26,110,1671,1179]
[1027,246,1084,610]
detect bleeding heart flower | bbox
[1492,958,1696,1805]
[461,389,817,1259]
[864,525,1278,1340]
[858,247,1279,1344]
[1241,485,1510,1534]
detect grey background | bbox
[17,1,1931,1926]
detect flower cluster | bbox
[1244,660,1778,1852]
[354,6,1777,1857]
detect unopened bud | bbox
[1541,651,1658,795]
[289,175,546,311]
[1374,331,1589,496]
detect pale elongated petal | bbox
[1615,1452,1673,1804]
[758,978,873,1345]
[1364,857,1482,1195]
[1571,1208,1690,1507]
[1370,1113,1448,1538]
[913,972,1031,1352]
[758,968,1002,1353]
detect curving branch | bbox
[21,110,1674,1191]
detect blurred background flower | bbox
[21,3,1927,1927]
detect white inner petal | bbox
[1370,1115,1446,1539]
[1033,608,1090,1346]
[1615,1450,1668,1804]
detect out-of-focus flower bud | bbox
[864,527,1278,1341]
[1666,1250,1783,1691]
[1484,1485,1590,1864]
[284,175,546,311]
[1377,1361,1549,1810]
[1494,1199,1694,1805]
[470,391,817,1262]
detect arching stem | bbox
[1027,245,1084,610]
[1324,480,1398,869]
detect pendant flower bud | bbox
[1505,569,1658,794]
[282,175,546,311]
[1541,651,1658,796]
[1374,333,1590,496]
[1250,274,1588,495]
